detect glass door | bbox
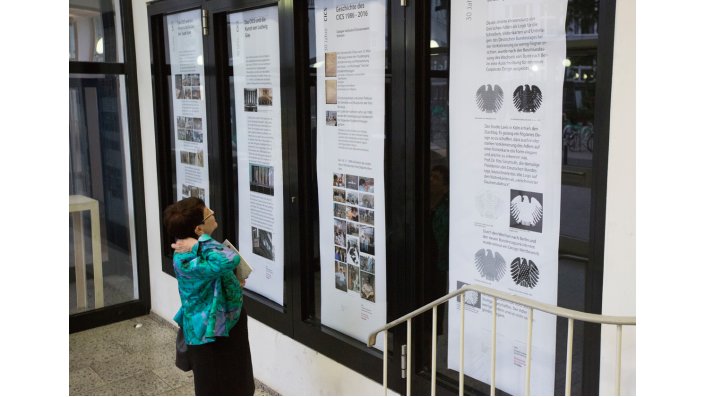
[69,0,150,332]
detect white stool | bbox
[69,195,104,309]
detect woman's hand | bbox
[238,276,247,287]
[172,237,198,253]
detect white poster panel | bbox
[167,10,210,206]
[229,6,285,306]
[448,1,568,395]
[315,0,386,348]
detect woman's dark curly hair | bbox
[163,197,205,240]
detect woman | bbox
[163,197,255,395]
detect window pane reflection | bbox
[69,74,137,313]
[69,0,123,63]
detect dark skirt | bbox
[187,307,255,396]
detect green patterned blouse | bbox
[172,234,242,345]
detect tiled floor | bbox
[69,313,279,396]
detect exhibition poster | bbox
[229,6,285,305]
[315,0,387,349]
[167,10,210,205]
[447,0,568,394]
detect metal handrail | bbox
[367,284,635,396]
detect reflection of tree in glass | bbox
[474,249,506,281]
[510,257,540,288]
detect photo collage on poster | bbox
[179,149,204,167]
[175,73,202,100]
[333,173,376,302]
[243,88,274,112]
[181,184,205,200]
[176,116,204,143]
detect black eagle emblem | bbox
[510,257,540,288]
[512,84,543,112]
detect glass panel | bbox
[69,74,138,314]
[69,0,124,63]
[421,0,599,394]
[306,1,391,325]
[561,0,600,167]
[560,185,591,241]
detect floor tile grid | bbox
[69,313,278,396]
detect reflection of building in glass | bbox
[249,164,274,196]
[244,88,258,111]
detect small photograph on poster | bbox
[184,87,192,100]
[361,271,375,302]
[358,176,374,193]
[512,84,543,113]
[335,261,348,292]
[181,184,205,200]
[194,117,202,130]
[333,173,345,188]
[345,174,359,190]
[346,206,359,222]
[180,150,205,167]
[335,246,347,262]
[345,191,359,206]
[175,75,183,99]
[258,88,273,106]
[360,193,374,209]
[509,189,544,233]
[192,86,201,100]
[244,88,258,112]
[346,222,359,237]
[347,265,360,292]
[334,203,347,219]
[360,254,375,274]
[325,80,337,104]
[196,150,204,167]
[325,52,337,77]
[346,236,360,266]
[359,208,374,225]
[359,225,375,255]
[177,121,203,143]
[190,74,200,86]
[183,74,192,86]
[326,111,337,126]
[334,219,346,246]
[333,188,346,203]
[456,281,482,309]
[510,257,540,288]
[250,164,275,196]
[252,227,274,260]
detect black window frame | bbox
[69,0,152,333]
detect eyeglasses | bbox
[201,208,215,223]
